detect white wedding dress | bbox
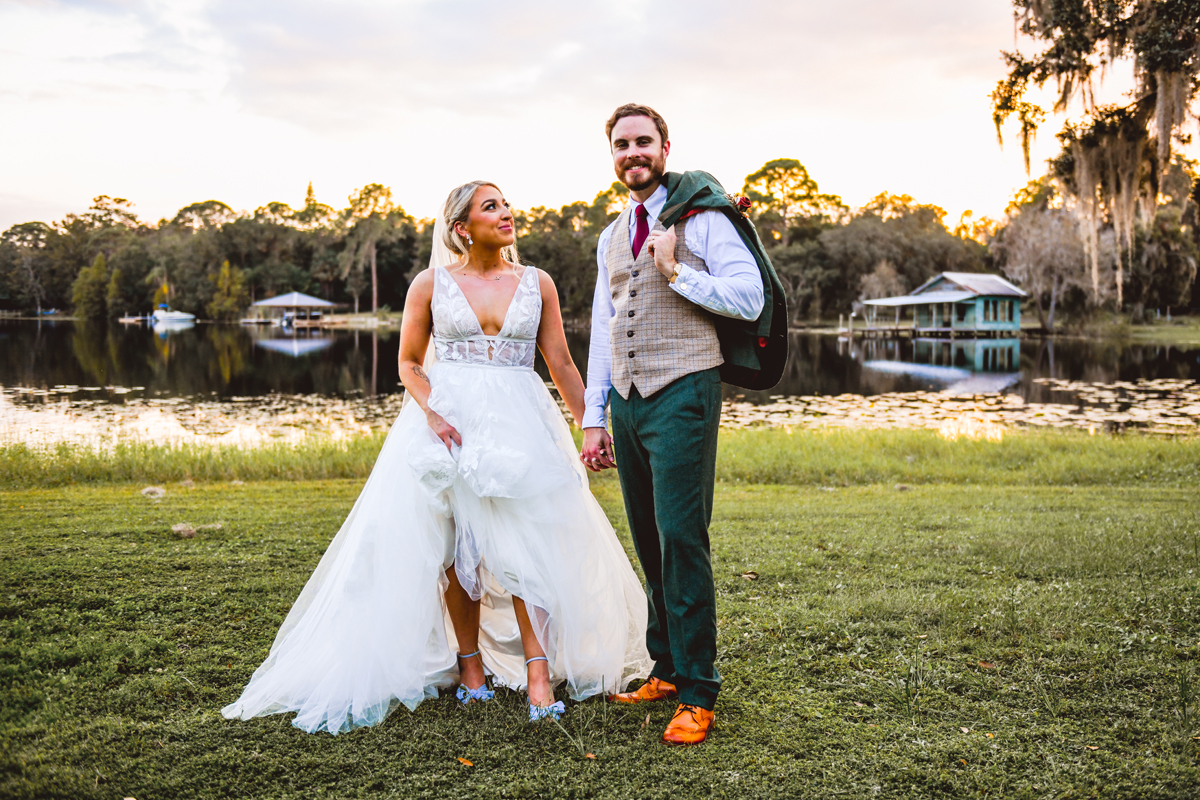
[222,264,652,734]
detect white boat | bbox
[152,317,195,335]
[150,306,196,325]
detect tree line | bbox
[1,157,1197,331]
[991,0,1200,317]
[0,183,423,322]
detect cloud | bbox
[179,0,1035,219]
[0,0,229,101]
[5,0,1185,231]
[204,0,1014,131]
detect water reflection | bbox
[0,320,398,400]
[152,319,196,337]
[862,338,1022,394]
[734,331,1200,403]
[2,320,1199,406]
[255,338,335,357]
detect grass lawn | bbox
[1127,319,1200,346]
[1,440,1199,798]
[6,428,1200,488]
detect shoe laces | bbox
[676,703,705,723]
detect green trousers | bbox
[610,368,722,710]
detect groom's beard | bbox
[620,156,665,193]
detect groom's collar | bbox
[632,183,668,222]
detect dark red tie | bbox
[631,204,649,259]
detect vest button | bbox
[627,330,634,337]
[631,270,639,277]
[628,310,635,318]
[629,290,637,298]
[628,351,635,358]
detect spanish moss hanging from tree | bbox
[992,0,1200,308]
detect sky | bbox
[1,0,1194,231]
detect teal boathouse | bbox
[861,272,1026,338]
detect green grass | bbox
[4,427,1200,489]
[1,469,1198,798]
[717,428,1200,487]
[1058,313,1200,344]
[0,437,387,488]
[1127,320,1200,346]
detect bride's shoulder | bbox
[405,267,438,299]
[530,266,557,295]
[508,261,543,283]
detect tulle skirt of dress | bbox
[221,360,651,734]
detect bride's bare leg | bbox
[444,566,485,689]
[512,595,554,707]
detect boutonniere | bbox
[727,194,752,215]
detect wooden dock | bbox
[846,324,1022,340]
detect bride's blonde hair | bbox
[442,181,520,264]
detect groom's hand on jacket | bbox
[581,427,617,472]
[646,228,678,279]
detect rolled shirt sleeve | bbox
[671,211,765,321]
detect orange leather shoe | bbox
[661,704,715,746]
[608,677,678,705]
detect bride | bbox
[222,181,651,733]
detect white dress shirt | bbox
[583,183,765,428]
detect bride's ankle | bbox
[527,681,553,706]
[458,650,486,689]
[461,665,486,689]
[525,656,553,704]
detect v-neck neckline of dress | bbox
[441,265,529,337]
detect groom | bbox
[580,103,784,746]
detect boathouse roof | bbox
[864,290,975,307]
[912,272,1026,298]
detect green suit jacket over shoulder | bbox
[658,170,789,391]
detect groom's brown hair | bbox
[605,103,669,145]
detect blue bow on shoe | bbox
[455,650,493,705]
[528,700,565,722]
[456,683,495,705]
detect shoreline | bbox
[2,377,1198,451]
[5,311,1200,338]
[4,425,1200,490]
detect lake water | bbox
[3,319,1199,443]
[4,319,1199,400]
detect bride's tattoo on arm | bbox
[413,365,430,384]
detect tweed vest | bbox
[607,206,723,399]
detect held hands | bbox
[646,228,677,279]
[580,427,616,472]
[425,409,462,453]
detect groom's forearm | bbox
[585,257,615,428]
[583,327,612,429]
[582,385,610,429]
[671,266,765,320]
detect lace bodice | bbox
[432,265,541,368]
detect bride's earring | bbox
[467,236,473,246]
